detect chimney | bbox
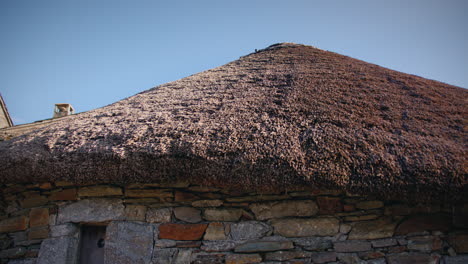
[53,103,75,119]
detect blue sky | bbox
[1,0,467,125]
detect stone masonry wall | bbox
[0,182,467,264]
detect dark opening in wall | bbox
[79,225,106,264]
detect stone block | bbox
[29,208,49,227]
[292,237,333,251]
[152,248,178,264]
[310,252,337,263]
[407,235,441,252]
[7,259,37,264]
[49,188,77,201]
[154,239,177,248]
[125,189,173,199]
[386,253,439,264]
[21,196,48,208]
[203,208,242,221]
[192,200,223,207]
[317,196,343,214]
[57,199,125,223]
[334,241,371,252]
[104,221,153,264]
[272,217,339,237]
[174,207,202,223]
[175,191,200,202]
[50,224,78,237]
[337,253,363,264]
[234,241,293,252]
[443,255,468,264]
[37,237,79,264]
[191,253,225,264]
[371,238,397,248]
[176,241,201,248]
[146,208,172,223]
[359,251,386,260]
[201,241,237,252]
[78,185,122,197]
[348,217,397,240]
[0,247,27,259]
[395,214,451,235]
[204,222,227,240]
[368,258,386,264]
[355,200,383,210]
[344,214,379,221]
[265,250,311,261]
[225,253,262,264]
[124,205,147,221]
[250,200,318,220]
[0,216,28,233]
[28,227,49,240]
[159,223,208,240]
[448,232,468,253]
[230,221,271,240]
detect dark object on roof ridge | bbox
[0,43,466,202]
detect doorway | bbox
[79,225,106,264]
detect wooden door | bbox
[79,226,106,264]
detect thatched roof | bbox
[0,43,466,201]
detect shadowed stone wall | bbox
[0,182,467,264]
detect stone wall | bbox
[0,182,467,264]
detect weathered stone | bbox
[55,181,74,187]
[337,253,363,264]
[443,255,468,264]
[348,217,397,240]
[21,196,48,208]
[407,235,441,252]
[188,186,220,192]
[368,258,386,264]
[57,199,124,223]
[344,214,379,221]
[203,208,242,221]
[448,232,468,253]
[176,241,201,248]
[234,241,293,252]
[154,239,177,248]
[310,252,337,263]
[250,200,318,220]
[226,194,290,203]
[334,241,371,252]
[272,217,339,237]
[49,188,77,201]
[340,223,352,234]
[317,196,343,214]
[355,200,383,210]
[104,221,153,264]
[225,253,262,264]
[204,222,226,240]
[0,216,28,233]
[0,247,27,259]
[344,204,356,211]
[191,253,225,264]
[8,259,37,264]
[359,251,386,260]
[152,248,178,264]
[292,237,333,251]
[29,208,49,227]
[28,227,49,240]
[230,221,271,240]
[175,191,200,202]
[159,223,208,240]
[192,200,223,207]
[265,250,311,261]
[388,245,407,253]
[371,238,397,248]
[395,214,451,235]
[50,224,78,237]
[10,232,27,245]
[124,205,147,221]
[201,241,237,252]
[384,204,441,216]
[174,207,202,223]
[146,208,172,223]
[37,237,79,264]
[386,253,439,264]
[125,189,173,199]
[39,182,53,189]
[78,185,122,197]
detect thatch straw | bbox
[0,43,466,201]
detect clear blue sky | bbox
[1,0,467,125]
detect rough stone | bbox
[201,241,237,252]
[192,200,223,207]
[49,188,77,201]
[174,249,192,263]
[344,214,379,221]
[336,253,363,264]
[104,221,153,264]
[359,251,385,260]
[310,252,337,263]
[340,223,352,234]
[355,200,383,210]
[204,222,226,240]
[0,247,27,259]
[152,248,178,264]
[78,185,123,197]
[348,217,397,240]
[407,236,441,252]
[29,208,49,227]
[265,250,311,261]
[154,239,177,248]
[176,241,201,248]
[443,255,468,264]
[124,205,147,221]
[225,253,262,264]
[57,199,125,223]
[159,223,208,240]
[292,237,333,251]
[226,194,289,203]
[334,241,372,252]
[250,200,318,220]
[28,227,49,240]
[188,186,220,192]
[386,253,439,264]
[50,224,79,237]
[317,197,343,214]
[174,191,200,202]
[125,189,173,199]
[0,216,28,233]
[368,258,386,264]
[7,259,37,264]
[36,237,79,264]
[146,208,172,223]
[230,221,271,240]
[203,208,242,221]
[21,195,48,208]
[234,241,293,252]
[191,253,225,264]
[371,238,397,248]
[395,214,451,235]
[174,207,202,223]
[272,217,339,237]
[448,232,468,253]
